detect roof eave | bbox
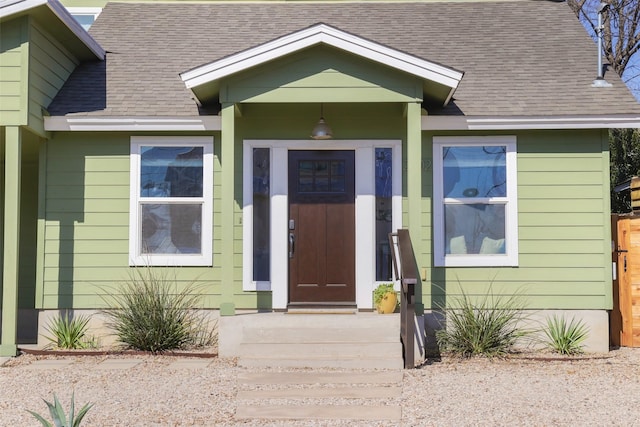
[422,115,640,130]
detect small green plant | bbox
[373,283,396,307]
[43,313,95,350]
[543,315,589,355]
[436,288,529,357]
[27,393,93,427]
[101,267,216,353]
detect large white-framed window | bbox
[433,136,518,267]
[129,136,213,266]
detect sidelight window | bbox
[375,147,393,280]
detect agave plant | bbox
[42,313,94,350]
[27,393,93,427]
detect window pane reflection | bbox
[141,203,202,254]
[140,146,203,197]
[444,204,505,254]
[443,146,506,198]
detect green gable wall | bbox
[0,17,29,126]
[27,21,79,137]
[0,16,79,135]
[420,129,612,311]
[217,45,422,105]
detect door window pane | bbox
[375,148,393,281]
[297,160,346,193]
[253,148,270,281]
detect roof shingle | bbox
[48,1,640,117]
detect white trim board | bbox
[242,139,402,310]
[44,116,222,131]
[44,113,640,132]
[422,115,640,130]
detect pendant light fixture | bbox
[310,103,333,140]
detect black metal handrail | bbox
[389,229,419,369]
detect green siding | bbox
[27,22,79,136]
[219,45,422,104]
[0,17,28,126]
[38,132,222,309]
[421,130,612,310]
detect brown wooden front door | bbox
[288,150,356,305]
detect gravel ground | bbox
[1,348,640,426]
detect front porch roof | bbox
[180,23,464,107]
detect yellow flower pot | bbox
[376,291,398,314]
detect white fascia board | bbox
[0,0,46,18]
[46,0,104,59]
[0,0,104,59]
[181,23,463,91]
[422,115,640,130]
[44,116,222,131]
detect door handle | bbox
[289,233,295,258]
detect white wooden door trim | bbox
[243,139,402,309]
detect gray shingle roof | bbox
[48,1,640,117]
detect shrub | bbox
[543,315,589,355]
[101,267,216,353]
[436,288,529,357]
[42,313,95,350]
[27,393,93,427]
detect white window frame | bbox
[129,136,213,266]
[433,136,518,267]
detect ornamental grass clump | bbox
[436,288,529,357]
[101,268,216,353]
[42,312,95,350]
[543,314,589,355]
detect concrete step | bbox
[239,355,404,369]
[235,313,404,369]
[235,370,403,422]
[238,371,403,384]
[235,404,402,421]
[239,342,400,358]
[242,326,398,343]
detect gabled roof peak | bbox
[180,22,464,106]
